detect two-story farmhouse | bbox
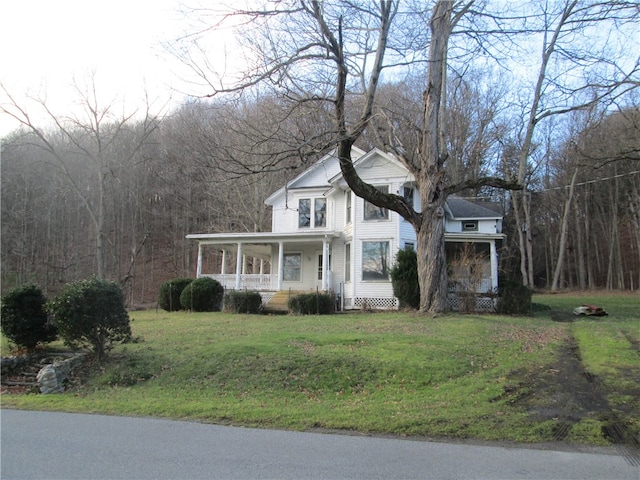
[187,147,505,311]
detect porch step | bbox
[263,290,309,313]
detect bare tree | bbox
[173,1,523,313]
[504,0,640,287]
[1,77,159,280]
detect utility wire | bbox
[541,169,640,192]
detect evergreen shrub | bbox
[1,284,56,349]
[158,278,193,311]
[390,248,420,310]
[496,279,532,314]
[47,277,131,360]
[180,277,224,312]
[288,292,334,315]
[224,290,263,314]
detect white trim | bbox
[235,243,243,290]
[196,244,202,277]
[490,240,498,291]
[277,242,284,289]
[187,231,341,243]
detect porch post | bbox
[242,255,248,274]
[196,243,203,278]
[259,259,264,275]
[235,243,243,290]
[277,241,284,290]
[221,250,227,275]
[322,237,330,291]
[490,240,498,291]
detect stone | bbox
[36,365,64,394]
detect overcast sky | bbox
[0,0,203,136]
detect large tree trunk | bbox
[413,1,452,314]
[416,200,448,313]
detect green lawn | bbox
[2,292,638,446]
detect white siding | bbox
[350,191,397,301]
[399,218,417,248]
[329,239,345,293]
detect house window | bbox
[403,187,414,208]
[299,199,311,228]
[345,243,351,283]
[314,198,326,227]
[362,241,390,281]
[462,220,478,232]
[345,191,352,224]
[300,198,326,228]
[364,186,389,221]
[404,242,415,251]
[283,253,301,281]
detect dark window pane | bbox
[315,198,326,227]
[299,199,311,228]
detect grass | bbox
[2,292,639,447]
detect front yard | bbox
[1,292,638,450]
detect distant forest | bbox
[2,84,639,305]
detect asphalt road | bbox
[1,409,638,479]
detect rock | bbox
[36,365,64,394]
[36,353,86,394]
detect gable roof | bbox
[327,147,411,187]
[446,197,503,219]
[264,146,366,205]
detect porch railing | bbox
[201,274,275,291]
[448,277,493,294]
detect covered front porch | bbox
[445,234,504,311]
[187,231,342,293]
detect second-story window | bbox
[403,187,414,208]
[299,198,326,228]
[315,198,326,227]
[364,186,389,221]
[299,199,311,228]
[345,190,352,224]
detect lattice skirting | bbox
[259,292,275,305]
[447,294,496,312]
[345,297,399,310]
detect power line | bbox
[541,169,640,192]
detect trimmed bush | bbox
[224,290,263,314]
[288,292,335,315]
[0,284,56,350]
[180,277,224,312]
[47,277,131,361]
[158,278,194,311]
[390,248,420,310]
[496,279,532,315]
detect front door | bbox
[315,251,331,290]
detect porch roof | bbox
[186,230,341,245]
[188,230,342,267]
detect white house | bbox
[187,147,505,311]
